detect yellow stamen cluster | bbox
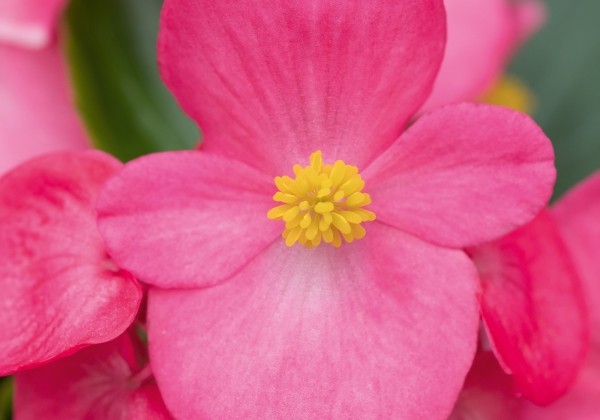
[267,150,376,248]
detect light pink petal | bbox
[159,0,446,174]
[14,329,172,419]
[449,352,521,420]
[553,172,600,347]
[514,0,547,41]
[0,43,88,175]
[423,0,543,111]
[470,211,588,405]
[0,0,65,48]
[148,223,480,419]
[363,103,555,248]
[97,151,280,289]
[0,151,142,375]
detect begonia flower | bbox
[468,211,588,405]
[0,0,87,175]
[451,172,600,419]
[97,1,556,418]
[13,326,172,419]
[424,0,545,110]
[0,151,141,375]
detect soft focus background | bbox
[1,0,600,417]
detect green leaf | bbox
[511,0,600,198]
[64,0,199,161]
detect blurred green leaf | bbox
[64,0,198,161]
[0,377,12,420]
[511,0,600,198]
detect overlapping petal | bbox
[14,329,172,419]
[159,0,446,174]
[0,0,66,48]
[97,151,280,289]
[0,151,141,375]
[148,223,480,419]
[553,172,600,347]
[449,352,521,420]
[363,103,555,248]
[0,43,88,174]
[470,211,587,405]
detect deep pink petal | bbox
[0,151,142,375]
[364,103,555,248]
[552,172,600,348]
[0,43,88,174]
[449,352,521,420]
[0,0,65,48]
[14,329,172,419]
[148,223,480,419]
[159,0,446,174]
[423,0,542,110]
[521,354,600,420]
[470,211,588,405]
[97,151,279,289]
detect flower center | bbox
[267,150,376,248]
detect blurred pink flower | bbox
[0,0,87,174]
[14,327,172,420]
[96,1,555,418]
[424,0,545,110]
[451,172,600,418]
[0,151,141,375]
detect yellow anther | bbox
[267,150,376,248]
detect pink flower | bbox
[14,326,172,419]
[451,172,600,418]
[0,0,87,174]
[424,0,546,110]
[97,1,555,417]
[0,151,141,375]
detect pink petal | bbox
[0,151,142,375]
[0,43,88,175]
[0,0,65,48]
[14,329,172,419]
[552,172,600,347]
[522,354,600,420]
[363,103,555,248]
[470,211,588,405]
[423,0,541,110]
[97,151,280,289]
[158,0,446,174]
[148,223,480,419]
[449,352,521,420]
[514,0,547,41]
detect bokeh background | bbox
[1,0,600,417]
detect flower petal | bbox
[0,43,88,175]
[148,223,479,419]
[14,329,172,419]
[159,0,446,174]
[97,151,280,289]
[423,0,541,110]
[364,103,555,248]
[470,211,588,405]
[0,151,142,375]
[449,352,521,420]
[553,172,600,347]
[0,0,65,48]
